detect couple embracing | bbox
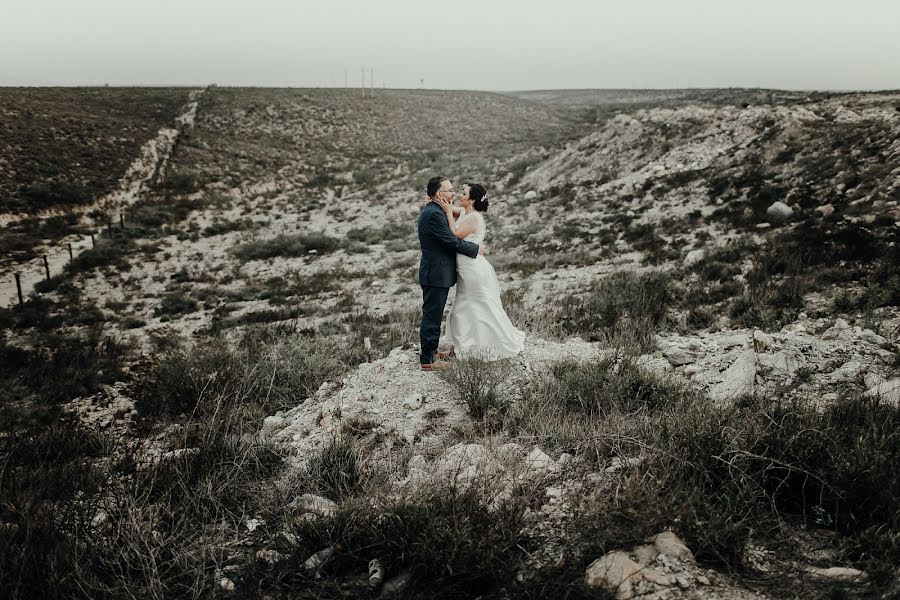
[417,175,525,371]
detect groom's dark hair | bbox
[426,176,448,199]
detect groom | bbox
[418,176,484,370]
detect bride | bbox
[435,183,526,360]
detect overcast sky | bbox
[2,0,898,90]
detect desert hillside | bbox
[1,86,898,599]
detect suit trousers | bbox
[420,285,450,364]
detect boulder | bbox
[584,551,642,598]
[757,351,803,376]
[864,378,900,405]
[525,446,559,473]
[662,346,698,366]
[766,201,793,221]
[860,329,887,345]
[682,249,706,267]
[652,531,694,562]
[717,333,748,349]
[524,190,538,201]
[708,349,757,403]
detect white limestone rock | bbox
[766,201,793,221]
[708,349,757,403]
[864,378,900,405]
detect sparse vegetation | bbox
[232,232,341,260]
[554,271,673,351]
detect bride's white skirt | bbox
[446,254,526,360]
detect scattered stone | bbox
[584,551,643,598]
[524,190,538,201]
[822,318,851,340]
[662,346,697,366]
[815,203,835,217]
[766,201,793,221]
[262,415,284,433]
[860,329,887,345]
[717,334,748,349]
[379,569,413,598]
[753,330,774,350]
[828,360,865,384]
[256,548,286,564]
[864,378,900,404]
[697,574,711,586]
[244,517,264,533]
[290,493,338,518]
[864,372,885,389]
[708,348,757,402]
[757,350,803,376]
[403,393,424,410]
[218,577,236,592]
[805,566,867,582]
[653,531,694,563]
[302,547,334,575]
[606,456,643,473]
[682,248,705,267]
[525,447,558,473]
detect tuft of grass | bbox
[439,355,509,425]
[304,438,360,500]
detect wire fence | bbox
[4,209,134,308]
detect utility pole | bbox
[361,67,365,96]
[370,68,374,95]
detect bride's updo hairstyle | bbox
[469,183,489,212]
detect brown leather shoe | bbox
[420,361,452,371]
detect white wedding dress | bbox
[446,212,526,360]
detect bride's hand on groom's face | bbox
[435,196,452,213]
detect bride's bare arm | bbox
[436,197,478,239]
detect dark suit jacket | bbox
[417,201,480,288]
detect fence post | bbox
[68,243,73,261]
[107,216,113,235]
[120,213,125,229]
[43,255,50,280]
[90,233,96,247]
[15,273,23,305]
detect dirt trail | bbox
[0,90,203,308]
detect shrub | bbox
[555,271,673,352]
[439,355,509,423]
[232,233,341,260]
[154,292,198,317]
